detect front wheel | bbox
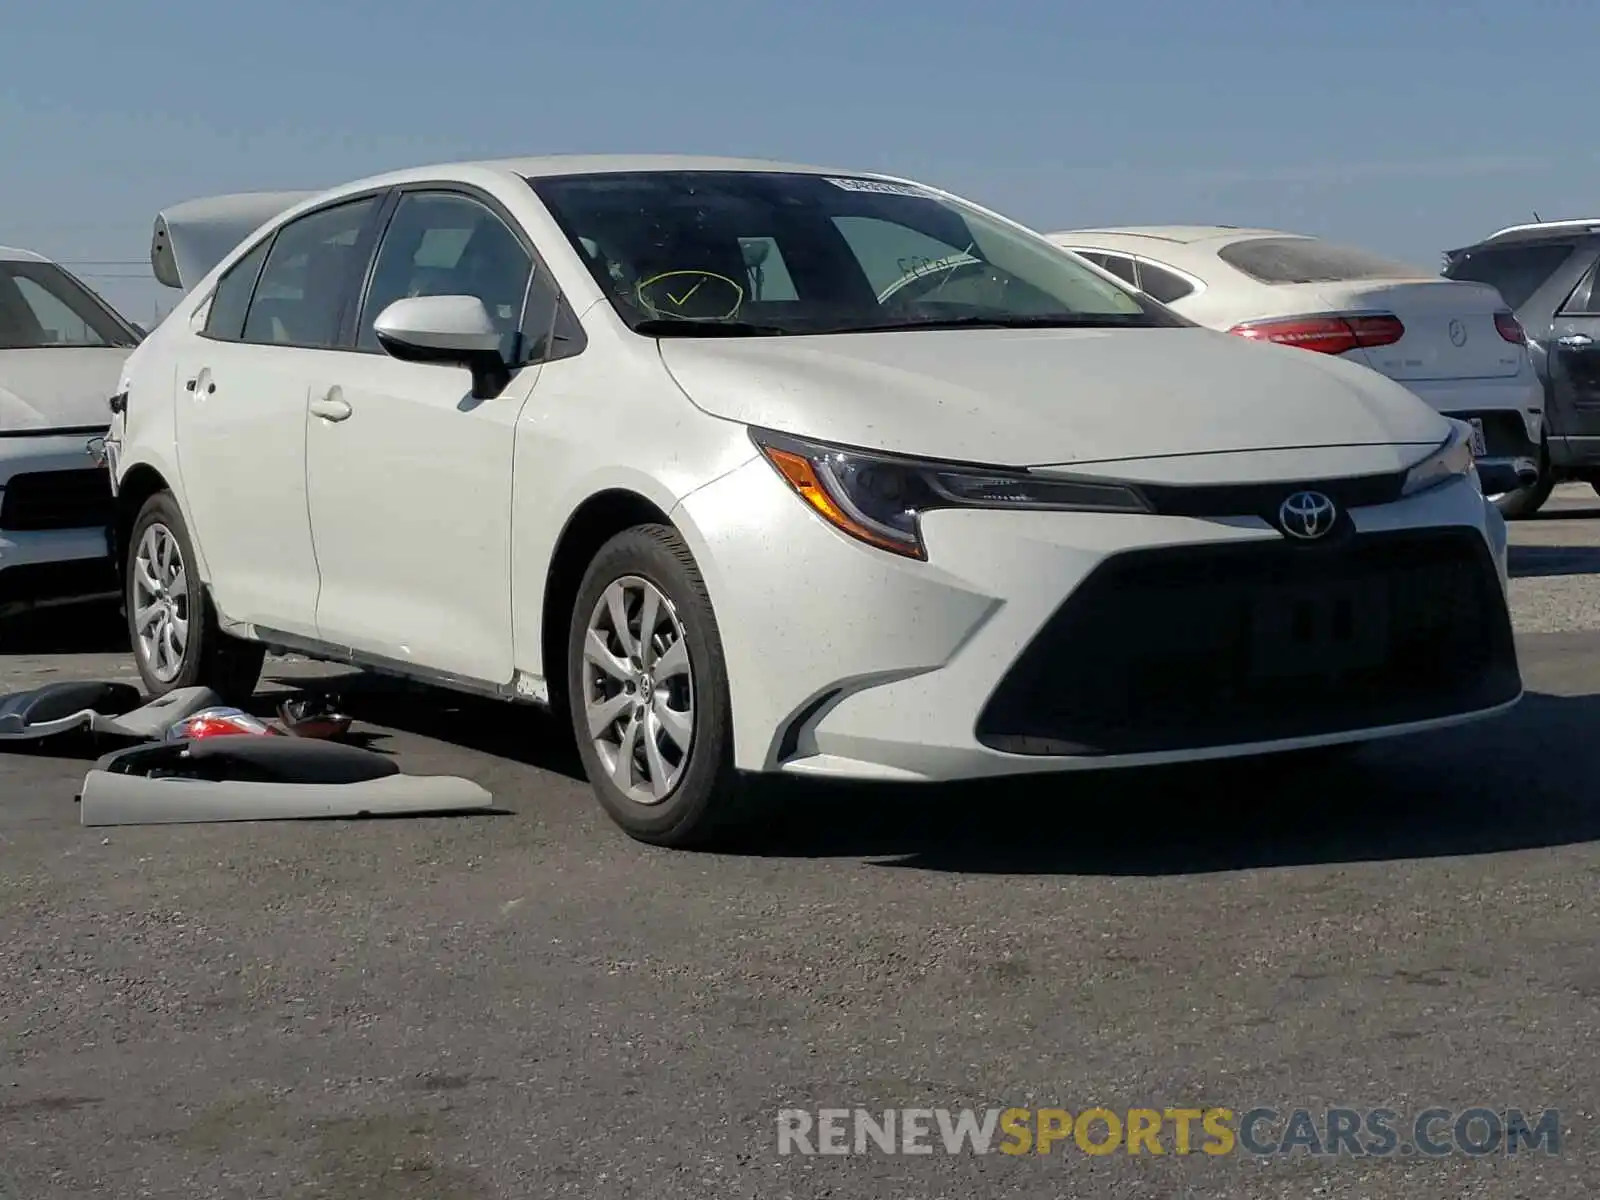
[125,491,264,705]
[566,524,748,847]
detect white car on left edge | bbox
[109,155,1520,848]
[1,245,142,620]
[1046,227,1548,515]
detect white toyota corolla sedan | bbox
[107,155,1521,846]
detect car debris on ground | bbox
[0,679,492,827]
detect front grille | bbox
[1136,471,1404,520]
[976,530,1520,756]
[0,469,113,532]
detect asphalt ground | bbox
[2,487,1599,1199]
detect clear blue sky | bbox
[3,0,1594,324]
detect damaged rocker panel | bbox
[251,625,552,709]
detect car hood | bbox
[657,326,1452,467]
[0,348,129,432]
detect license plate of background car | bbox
[1249,581,1390,679]
[1469,418,1488,457]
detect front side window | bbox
[1444,241,1579,311]
[357,192,533,361]
[0,260,138,349]
[240,197,377,348]
[528,171,1180,336]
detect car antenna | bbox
[1533,210,1542,222]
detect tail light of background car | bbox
[1228,313,1406,355]
[1494,310,1527,344]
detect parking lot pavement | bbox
[2,507,1598,1200]
[1508,482,1600,633]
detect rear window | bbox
[1218,237,1424,285]
[1443,241,1577,310]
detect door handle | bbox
[185,377,216,394]
[309,390,352,422]
[1558,334,1594,348]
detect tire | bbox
[565,524,747,848]
[125,491,265,705]
[1494,437,1554,518]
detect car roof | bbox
[0,244,51,264]
[1050,225,1298,246]
[321,153,885,197]
[1450,218,1600,255]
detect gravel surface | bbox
[1,503,1597,1199]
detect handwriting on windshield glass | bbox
[896,256,955,279]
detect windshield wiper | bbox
[634,319,790,337]
[818,314,1155,334]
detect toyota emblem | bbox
[1448,318,1468,347]
[1278,491,1338,540]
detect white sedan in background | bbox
[1,245,143,619]
[108,156,1519,846]
[1047,227,1548,515]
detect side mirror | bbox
[373,295,511,399]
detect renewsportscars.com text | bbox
[777,1106,1562,1157]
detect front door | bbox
[305,189,539,684]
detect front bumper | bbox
[674,458,1520,780]
[0,431,118,618]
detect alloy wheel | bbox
[132,522,189,683]
[582,575,695,804]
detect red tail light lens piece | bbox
[1229,313,1405,355]
[1494,310,1526,344]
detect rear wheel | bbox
[126,492,264,705]
[566,524,748,848]
[1493,436,1554,518]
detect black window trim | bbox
[197,187,391,351]
[344,180,587,367]
[1559,258,1600,317]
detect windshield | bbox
[527,171,1184,336]
[0,260,139,349]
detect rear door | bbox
[1546,255,1600,446]
[171,194,381,636]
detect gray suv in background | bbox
[1445,220,1600,514]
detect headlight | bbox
[751,428,1148,559]
[1400,420,1476,498]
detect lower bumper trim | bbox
[0,557,121,620]
[976,529,1521,757]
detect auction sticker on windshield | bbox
[825,178,929,196]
